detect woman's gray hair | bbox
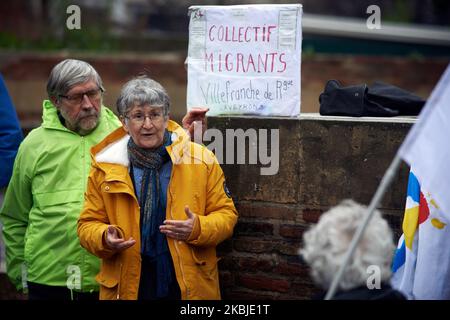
[116,76,170,118]
[299,199,395,292]
[46,59,103,98]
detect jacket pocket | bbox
[27,190,83,263]
[186,246,220,299]
[34,189,83,208]
[189,246,218,279]
[95,258,121,300]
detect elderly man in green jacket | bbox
[0,59,208,300]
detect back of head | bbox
[300,199,395,292]
[47,59,103,99]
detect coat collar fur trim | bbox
[91,120,187,168]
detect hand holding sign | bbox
[182,107,209,141]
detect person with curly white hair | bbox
[300,199,405,300]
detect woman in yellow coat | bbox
[77,76,238,300]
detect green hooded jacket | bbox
[0,100,121,292]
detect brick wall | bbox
[210,115,413,299]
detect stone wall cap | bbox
[208,113,417,124]
[300,113,417,123]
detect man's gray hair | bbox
[116,76,170,117]
[46,59,103,98]
[299,199,395,292]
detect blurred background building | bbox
[0,0,449,127]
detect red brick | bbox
[237,274,290,293]
[219,271,234,287]
[237,256,274,272]
[273,261,309,277]
[217,239,233,253]
[290,281,322,299]
[234,239,274,253]
[302,209,323,223]
[235,221,274,236]
[277,241,302,256]
[236,202,299,220]
[279,224,305,239]
[220,256,274,272]
[224,290,276,300]
[218,256,235,270]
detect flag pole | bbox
[324,153,403,300]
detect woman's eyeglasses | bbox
[125,112,163,124]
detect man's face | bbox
[54,80,102,136]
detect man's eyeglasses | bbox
[59,88,103,105]
[125,112,164,124]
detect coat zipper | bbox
[117,262,123,300]
[81,136,86,292]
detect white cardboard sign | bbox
[187,4,302,117]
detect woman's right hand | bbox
[105,225,136,251]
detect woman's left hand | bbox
[160,205,197,241]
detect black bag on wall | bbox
[319,80,425,117]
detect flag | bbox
[391,170,450,299]
[398,63,450,219]
[392,63,450,299]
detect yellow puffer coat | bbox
[77,120,238,300]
